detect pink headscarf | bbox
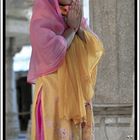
[27,0,87,84]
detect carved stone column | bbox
[6,37,20,140]
[89,0,134,139]
[89,0,134,104]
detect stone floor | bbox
[17,132,27,140]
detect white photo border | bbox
[1,0,3,139]
[1,0,139,140]
[137,0,139,139]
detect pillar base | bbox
[6,113,20,140]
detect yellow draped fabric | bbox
[57,30,104,124]
[31,30,104,140]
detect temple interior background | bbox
[5,0,134,140]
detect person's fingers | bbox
[71,2,78,18]
[71,1,77,17]
[71,1,77,16]
[73,1,77,13]
[69,1,74,15]
[67,0,82,23]
[77,6,82,24]
[77,4,81,16]
[69,1,74,11]
[72,1,76,9]
[75,0,78,7]
[76,0,81,16]
[79,4,82,16]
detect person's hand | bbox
[76,26,86,42]
[66,0,82,31]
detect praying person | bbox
[27,0,105,139]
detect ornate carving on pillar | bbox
[6,37,20,140]
[94,104,133,140]
[99,117,108,140]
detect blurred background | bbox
[5,0,134,140]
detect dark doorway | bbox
[16,77,32,131]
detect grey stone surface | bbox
[93,104,132,116]
[116,0,134,104]
[95,126,132,140]
[89,0,134,104]
[105,117,117,124]
[117,117,131,124]
[94,111,133,140]
[6,37,20,140]
[94,115,133,140]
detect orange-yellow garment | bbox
[32,72,95,140]
[57,30,104,124]
[31,30,104,139]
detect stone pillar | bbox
[89,0,134,104]
[89,0,134,139]
[6,37,20,140]
[31,84,35,101]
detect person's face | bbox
[58,0,73,5]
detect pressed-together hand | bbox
[62,0,84,48]
[66,0,82,31]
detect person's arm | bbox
[62,0,82,48]
[62,28,76,48]
[76,26,86,42]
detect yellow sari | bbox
[31,30,104,140]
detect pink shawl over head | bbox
[27,0,87,84]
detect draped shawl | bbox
[27,0,105,124]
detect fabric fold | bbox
[27,0,90,84]
[57,30,105,124]
[28,0,105,127]
[27,18,67,83]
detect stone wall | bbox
[93,104,133,140]
[89,0,134,104]
[6,37,20,140]
[89,0,134,139]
